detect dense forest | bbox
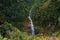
[0,0,60,40]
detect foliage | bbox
[0,33,60,40]
[0,35,3,40]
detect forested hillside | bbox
[0,0,60,40]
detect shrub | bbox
[0,35,3,40]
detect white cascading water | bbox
[28,6,35,36]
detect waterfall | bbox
[28,15,35,36]
[28,6,35,36]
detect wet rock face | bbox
[26,28,32,35]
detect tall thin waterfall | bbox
[28,6,35,36]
